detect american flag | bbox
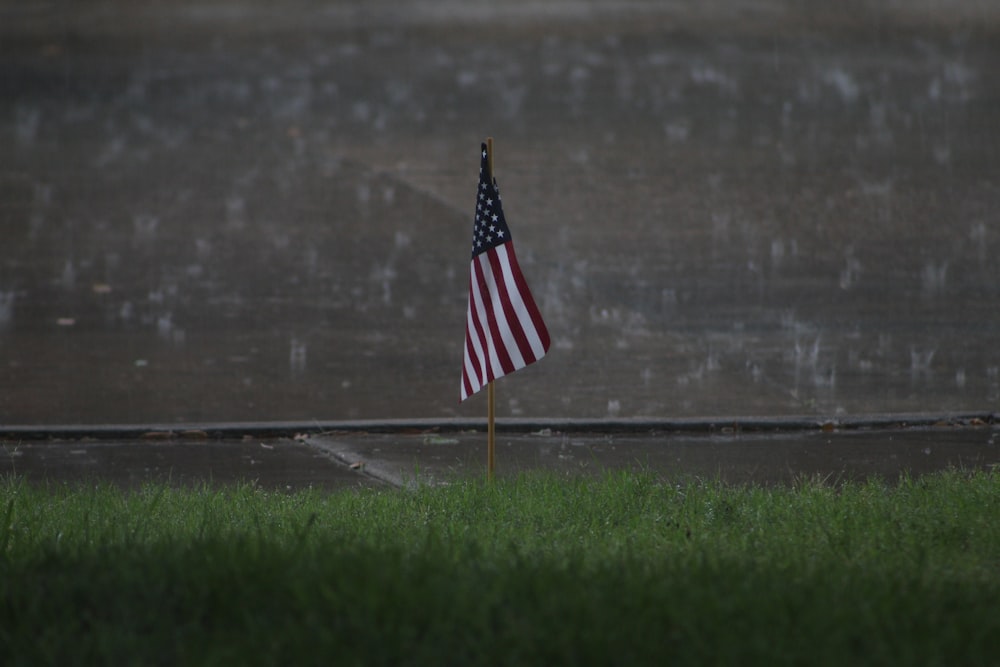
[461,142,550,402]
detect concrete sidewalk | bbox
[0,436,384,492]
[309,424,1000,488]
[2,418,997,491]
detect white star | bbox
[486,198,493,207]
[491,214,499,222]
[497,230,505,238]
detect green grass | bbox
[1,470,998,666]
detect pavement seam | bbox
[303,437,410,490]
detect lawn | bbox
[1,470,997,665]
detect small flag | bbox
[461,142,550,401]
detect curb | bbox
[0,412,996,441]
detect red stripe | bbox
[474,255,515,376]
[486,247,536,365]
[468,314,490,385]
[462,318,477,397]
[461,240,549,402]
[462,278,480,399]
[503,243,551,353]
[461,364,474,399]
[466,275,490,384]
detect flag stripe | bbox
[462,261,500,400]
[493,244,549,361]
[486,247,537,367]
[471,265,500,381]
[462,281,487,398]
[461,243,549,399]
[483,250,528,370]
[503,242,550,353]
[473,254,516,376]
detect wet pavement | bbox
[3,419,997,491]
[0,436,387,492]
[311,424,1000,488]
[2,1,999,425]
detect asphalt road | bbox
[2,1,998,425]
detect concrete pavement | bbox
[3,416,997,491]
[2,2,998,486]
[310,422,1000,488]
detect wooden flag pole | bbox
[487,381,495,480]
[485,137,496,481]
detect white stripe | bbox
[481,251,527,370]
[464,279,486,397]
[495,244,548,362]
[461,340,478,399]
[462,284,486,397]
[472,256,505,379]
[462,245,549,401]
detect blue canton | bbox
[471,143,512,259]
